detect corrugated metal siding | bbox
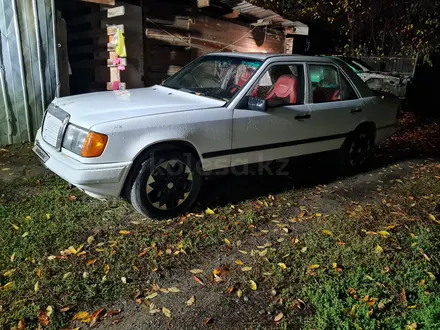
[0,0,57,146]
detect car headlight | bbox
[62,124,108,157]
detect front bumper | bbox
[34,129,132,199]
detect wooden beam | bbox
[79,0,115,5]
[197,0,209,8]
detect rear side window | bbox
[340,74,358,100]
[309,65,341,103]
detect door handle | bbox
[350,108,362,113]
[294,114,311,120]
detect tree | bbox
[251,0,440,60]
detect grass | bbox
[0,142,439,329]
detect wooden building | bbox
[56,0,308,95]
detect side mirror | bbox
[247,96,267,112]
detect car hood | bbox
[52,86,226,128]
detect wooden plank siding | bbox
[143,1,285,86]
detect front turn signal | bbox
[81,132,108,157]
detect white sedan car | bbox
[34,53,398,219]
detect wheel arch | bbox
[121,140,202,199]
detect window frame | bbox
[306,62,361,104]
[244,61,309,107]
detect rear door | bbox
[305,63,365,153]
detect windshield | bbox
[163,55,262,101]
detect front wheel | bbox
[339,128,374,172]
[129,151,202,219]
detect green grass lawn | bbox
[0,144,439,329]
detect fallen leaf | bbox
[119,230,131,235]
[235,259,244,265]
[10,253,15,263]
[205,208,215,215]
[427,272,436,280]
[429,214,440,224]
[3,269,16,277]
[301,247,308,253]
[274,312,284,322]
[73,311,90,323]
[17,319,26,330]
[241,266,252,272]
[407,322,417,330]
[34,281,39,293]
[38,310,50,326]
[224,238,231,245]
[398,289,407,304]
[89,308,105,327]
[407,305,417,309]
[145,292,158,300]
[87,236,95,245]
[239,250,248,254]
[278,263,287,269]
[315,213,322,217]
[309,264,320,269]
[68,195,77,201]
[63,272,71,280]
[322,230,333,236]
[193,275,204,285]
[237,289,243,297]
[162,307,171,318]
[22,232,29,238]
[185,296,195,306]
[11,224,19,231]
[104,264,110,274]
[168,287,180,293]
[204,317,214,325]
[190,269,203,274]
[378,231,391,238]
[121,277,127,284]
[60,306,71,313]
[87,259,97,266]
[249,280,257,291]
[375,245,383,254]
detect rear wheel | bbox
[340,128,374,172]
[129,151,202,219]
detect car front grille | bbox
[42,104,70,149]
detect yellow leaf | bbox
[309,264,320,269]
[104,264,110,274]
[332,263,337,268]
[10,253,15,263]
[46,305,53,317]
[21,232,29,238]
[407,323,417,330]
[121,277,127,284]
[259,249,268,257]
[119,230,131,235]
[315,213,322,217]
[145,292,158,299]
[429,214,440,224]
[322,230,333,236]
[63,272,71,279]
[87,236,95,244]
[205,208,215,215]
[11,224,19,231]
[237,289,243,297]
[239,250,248,254]
[0,282,14,291]
[25,216,31,220]
[235,259,244,265]
[407,305,417,309]
[46,213,52,220]
[68,246,78,255]
[278,263,287,269]
[427,272,436,280]
[3,269,16,277]
[378,231,391,238]
[87,259,97,266]
[375,245,383,254]
[189,269,203,274]
[249,280,257,291]
[241,266,252,272]
[162,307,171,318]
[34,281,39,293]
[73,311,90,322]
[274,312,284,322]
[224,238,231,245]
[301,247,308,253]
[168,287,180,293]
[185,296,195,306]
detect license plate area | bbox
[33,144,50,163]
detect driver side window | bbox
[248,64,305,107]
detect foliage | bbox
[251,0,440,58]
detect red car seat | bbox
[265,75,298,106]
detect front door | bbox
[231,63,313,167]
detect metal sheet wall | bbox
[0,0,58,145]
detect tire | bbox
[129,151,202,219]
[339,127,375,173]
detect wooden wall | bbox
[143,0,285,86]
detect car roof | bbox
[206,52,340,63]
